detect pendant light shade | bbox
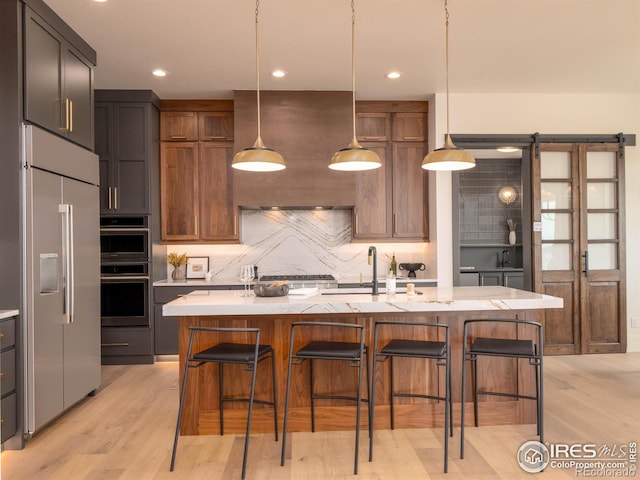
[422,0,474,171]
[232,0,285,172]
[329,0,381,172]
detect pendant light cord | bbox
[351,0,357,142]
[255,0,262,142]
[444,0,450,139]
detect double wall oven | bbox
[100,217,150,327]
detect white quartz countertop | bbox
[0,310,19,320]
[153,277,438,287]
[163,286,563,317]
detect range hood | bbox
[233,91,357,209]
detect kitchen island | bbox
[164,286,562,436]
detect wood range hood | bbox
[233,90,356,209]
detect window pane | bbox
[541,151,571,178]
[588,243,617,270]
[541,213,571,240]
[587,182,616,209]
[587,151,616,179]
[541,182,571,209]
[542,243,572,271]
[588,213,616,240]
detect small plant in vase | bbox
[507,219,517,245]
[167,252,187,281]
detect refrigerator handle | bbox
[59,204,74,323]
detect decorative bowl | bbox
[253,283,290,297]
[399,263,426,278]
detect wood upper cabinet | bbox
[198,142,238,241]
[199,112,233,141]
[161,112,198,141]
[353,144,391,239]
[356,113,390,142]
[392,113,426,142]
[160,142,199,241]
[392,142,428,239]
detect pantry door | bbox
[532,143,626,354]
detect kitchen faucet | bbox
[368,246,379,295]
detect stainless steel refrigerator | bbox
[22,124,101,435]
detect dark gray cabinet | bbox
[24,6,94,150]
[1,315,17,444]
[476,270,524,289]
[95,91,160,215]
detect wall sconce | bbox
[498,186,517,204]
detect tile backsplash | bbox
[165,210,433,281]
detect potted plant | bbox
[507,219,517,245]
[167,252,187,281]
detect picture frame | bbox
[186,256,209,279]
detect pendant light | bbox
[422,0,475,171]
[328,0,382,171]
[232,0,285,172]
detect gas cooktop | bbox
[259,274,338,289]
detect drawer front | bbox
[0,318,16,350]
[1,393,17,443]
[101,328,153,357]
[1,349,16,396]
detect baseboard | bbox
[627,333,640,352]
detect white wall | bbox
[430,92,640,351]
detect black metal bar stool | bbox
[370,321,452,472]
[170,326,278,480]
[460,318,543,459]
[280,321,371,475]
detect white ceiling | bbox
[44,0,640,100]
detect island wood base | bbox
[177,311,539,436]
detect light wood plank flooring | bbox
[2,353,639,479]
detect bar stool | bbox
[280,321,371,475]
[460,318,543,459]
[370,321,452,473]
[170,326,278,480]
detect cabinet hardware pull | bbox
[355,214,359,233]
[69,99,73,132]
[108,187,112,210]
[0,372,4,378]
[582,251,589,277]
[101,343,129,347]
[170,135,187,139]
[403,136,419,140]
[363,136,384,140]
[504,276,509,287]
[1,418,4,424]
[114,187,118,210]
[0,333,4,338]
[64,98,71,131]
[195,216,199,236]
[480,276,484,287]
[234,215,238,236]
[393,214,397,234]
[210,136,227,139]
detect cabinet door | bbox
[24,8,63,135]
[95,103,113,213]
[356,113,390,142]
[392,142,428,239]
[62,46,94,149]
[113,104,150,214]
[199,112,233,141]
[353,144,391,239]
[154,304,178,355]
[161,112,198,141]
[392,113,426,142]
[199,142,238,241]
[479,272,501,287]
[161,142,199,240]
[503,272,524,289]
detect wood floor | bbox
[2,353,639,479]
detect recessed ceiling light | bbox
[271,70,286,78]
[92,0,108,3]
[497,146,520,153]
[386,71,401,79]
[152,69,168,77]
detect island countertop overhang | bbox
[163,286,563,317]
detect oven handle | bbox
[100,276,150,281]
[99,228,149,233]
